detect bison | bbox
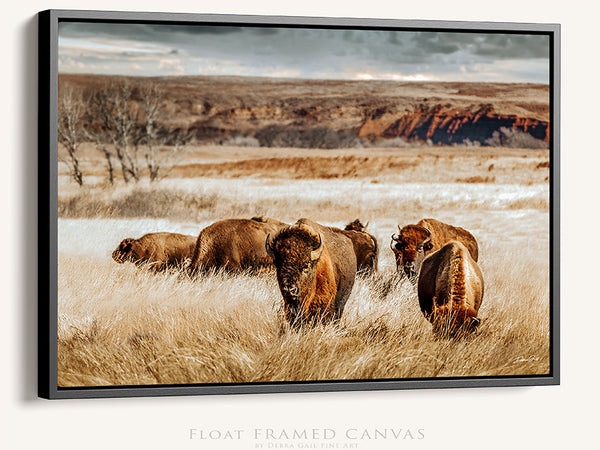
[265,218,357,328]
[188,217,288,275]
[112,232,197,271]
[341,219,378,275]
[390,218,479,280]
[417,240,484,335]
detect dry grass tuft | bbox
[455,175,496,183]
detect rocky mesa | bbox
[60,74,550,149]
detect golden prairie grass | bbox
[57,237,549,387]
[56,146,551,387]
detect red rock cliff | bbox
[359,104,549,144]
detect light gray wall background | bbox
[2,1,595,449]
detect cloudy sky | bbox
[58,22,550,83]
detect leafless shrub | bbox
[139,82,162,181]
[458,138,481,147]
[88,81,141,183]
[369,137,412,148]
[58,88,85,186]
[138,83,192,181]
[486,127,548,149]
[222,135,261,147]
[255,125,360,149]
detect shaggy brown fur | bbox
[112,232,197,271]
[344,219,368,232]
[391,218,479,279]
[188,217,288,275]
[417,241,484,336]
[251,216,288,227]
[266,218,357,328]
[341,219,378,275]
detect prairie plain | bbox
[57,144,551,386]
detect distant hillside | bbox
[59,73,550,149]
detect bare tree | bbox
[149,128,193,181]
[140,82,162,181]
[57,88,85,186]
[139,82,191,181]
[86,95,116,184]
[89,81,141,183]
[93,139,115,185]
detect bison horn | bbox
[422,227,432,245]
[265,234,275,257]
[310,233,325,261]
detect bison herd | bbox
[112,216,484,336]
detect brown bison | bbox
[341,219,378,275]
[188,217,288,275]
[266,218,357,327]
[391,218,479,280]
[112,232,197,271]
[417,240,484,335]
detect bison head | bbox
[266,224,325,326]
[344,219,368,232]
[112,238,137,263]
[390,225,433,280]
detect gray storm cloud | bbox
[58,21,550,82]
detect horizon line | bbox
[57,72,550,85]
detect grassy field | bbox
[57,145,550,386]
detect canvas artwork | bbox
[43,11,558,397]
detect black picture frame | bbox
[38,9,560,399]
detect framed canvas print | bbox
[38,9,560,399]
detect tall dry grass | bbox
[57,146,550,387]
[57,237,549,387]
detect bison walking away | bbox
[188,217,288,275]
[391,218,479,280]
[112,232,197,271]
[342,219,378,275]
[418,241,484,336]
[266,218,357,328]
